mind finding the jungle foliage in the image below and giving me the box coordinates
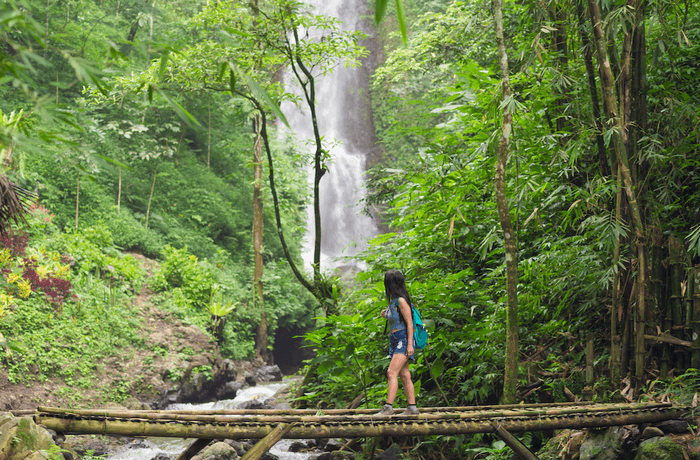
[302,0,700,431]
[0,0,321,398]
[2,0,700,456]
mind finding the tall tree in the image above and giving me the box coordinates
[493,0,518,404]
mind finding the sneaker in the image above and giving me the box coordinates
[374,404,394,416]
[400,406,420,415]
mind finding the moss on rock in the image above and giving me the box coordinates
[635,437,685,460]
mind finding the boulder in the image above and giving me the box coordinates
[579,427,625,460]
[244,372,257,386]
[217,381,245,401]
[150,454,172,460]
[176,359,240,404]
[537,430,585,460]
[324,439,342,452]
[635,437,685,460]
[655,420,690,434]
[192,441,239,460]
[640,426,665,440]
[289,441,308,452]
[233,399,267,410]
[123,397,151,411]
[0,413,61,460]
[254,365,283,382]
[377,443,405,460]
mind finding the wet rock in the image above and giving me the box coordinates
[537,429,585,460]
[306,439,319,448]
[254,365,283,382]
[324,439,342,452]
[223,440,246,456]
[289,441,308,452]
[640,426,665,440]
[655,420,690,434]
[217,381,245,400]
[579,427,625,460]
[150,453,172,460]
[234,399,267,410]
[123,396,152,410]
[0,413,62,460]
[192,441,239,460]
[245,372,257,386]
[635,436,684,460]
[377,443,404,460]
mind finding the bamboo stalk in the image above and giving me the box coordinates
[175,439,211,460]
[491,423,538,460]
[645,334,691,348]
[240,423,293,460]
[35,407,686,439]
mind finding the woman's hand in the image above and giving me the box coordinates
[407,344,415,357]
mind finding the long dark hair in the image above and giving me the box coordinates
[384,269,412,307]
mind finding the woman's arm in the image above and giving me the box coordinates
[398,297,414,355]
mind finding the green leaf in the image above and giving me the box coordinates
[375,0,389,24]
[344,343,356,360]
[395,0,408,45]
[155,87,202,128]
[158,50,170,80]
[431,357,445,380]
[229,62,290,128]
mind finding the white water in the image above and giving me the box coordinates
[282,0,379,270]
[106,382,314,460]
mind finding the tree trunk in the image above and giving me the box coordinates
[146,164,157,229]
[252,112,268,362]
[207,94,211,169]
[493,0,519,405]
[75,175,79,229]
[117,167,122,214]
[45,0,50,58]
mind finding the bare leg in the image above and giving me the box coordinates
[386,353,408,404]
[399,360,416,404]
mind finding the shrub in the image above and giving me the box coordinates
[150,245,215,308]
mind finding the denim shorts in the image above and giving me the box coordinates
[389,329,416,361]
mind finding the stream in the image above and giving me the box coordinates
[106,382,316,460]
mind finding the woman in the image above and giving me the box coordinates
[376,269,419,415]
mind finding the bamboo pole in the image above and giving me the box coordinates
[645,334,691,348]
[175,438,211,460]
[491,423,539,460]
[240,423,293,460]
[34,407,685,440]
[34,401,618,418]
[692,267,700,368]
[36,403,672,424]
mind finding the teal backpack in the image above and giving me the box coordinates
[411,305,429,349]
[387,299,429,350]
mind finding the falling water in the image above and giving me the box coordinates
[283,0,381,271]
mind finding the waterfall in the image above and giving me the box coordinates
[283,0,380,271]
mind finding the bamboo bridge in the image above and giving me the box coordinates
[34,402,691,460]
